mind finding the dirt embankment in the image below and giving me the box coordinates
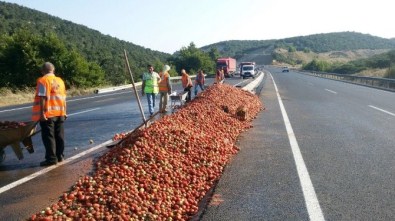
[274,48,391,78]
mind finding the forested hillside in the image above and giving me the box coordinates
[201,32,395,79]
[0,2,170,88]
[2,1,395,90]
[202,32,395,58]
[302,49,395,78]
[201,40,276,60]
[278,32,395,52]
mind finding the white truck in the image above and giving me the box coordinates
[240,62,256,79]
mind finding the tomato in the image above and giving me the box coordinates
[30,84,263,220]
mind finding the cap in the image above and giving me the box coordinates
[163,65,170,72]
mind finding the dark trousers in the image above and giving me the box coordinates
[184,86,192,101]
[40,116,65,162]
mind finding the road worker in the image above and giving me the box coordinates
[32,62,67,166]
[215,68,225,84]
[194,69,205,96]
[181,69,193,102]
[142,64,161,116]
[158,64,172,113]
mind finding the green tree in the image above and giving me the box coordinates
[208,47,220,60]
[171,42,215,75]
[0,30,106,88]
[0,1,170,86]
[0,30,43,88]
[303,59,331,72]
[60,49,106,87]
[331,63,364,74]
[386,50,395,78]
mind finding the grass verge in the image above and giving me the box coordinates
[0,87,97,107]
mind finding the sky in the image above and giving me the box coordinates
[2,0,395,54]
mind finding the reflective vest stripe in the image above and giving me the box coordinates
[50,95,66,100]
[47,106,66,111]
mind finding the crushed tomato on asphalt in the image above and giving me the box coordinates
[30,84,263,221]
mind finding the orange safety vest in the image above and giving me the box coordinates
[158,71,170,92]
[32,74,67,121]
[181,73,192,88]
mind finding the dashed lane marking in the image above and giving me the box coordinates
[325,89,337,94]
[0,91,131,113]
[368,105,395,117]
[67,108,101,116]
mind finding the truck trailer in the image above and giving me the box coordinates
[216,57,237,77]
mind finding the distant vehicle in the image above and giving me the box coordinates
[216,57,237,77]
[240,62,256,79]
[282,66,289,72]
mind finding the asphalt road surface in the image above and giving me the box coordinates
[0,75,254,220]
[2,67,393,220]
[201,67,394,220]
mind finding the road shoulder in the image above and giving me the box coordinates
[200,73,309,220]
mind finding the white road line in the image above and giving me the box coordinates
[325,89,337,94]
[0,106,30,113]
[0,139,113,195]
[0,91,131,113]
[69,91,131,102]
[270,73,325,221]
[234,79,249,87]
[368,105,395,116]
[67,108,101,116]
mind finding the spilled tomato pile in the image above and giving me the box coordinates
[0,121,27,129]
[112,132,128,141]
[30,84,263,221]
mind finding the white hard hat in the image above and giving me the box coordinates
[163,65,170,72]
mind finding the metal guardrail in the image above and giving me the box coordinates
[303,71,395,92]
[94,75,197,94]
[95,73,264,95]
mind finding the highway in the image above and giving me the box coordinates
[201,67,395,220]
[0,68,394,220]
[270,67,395,220]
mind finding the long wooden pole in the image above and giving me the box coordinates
[123,49,147,126]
